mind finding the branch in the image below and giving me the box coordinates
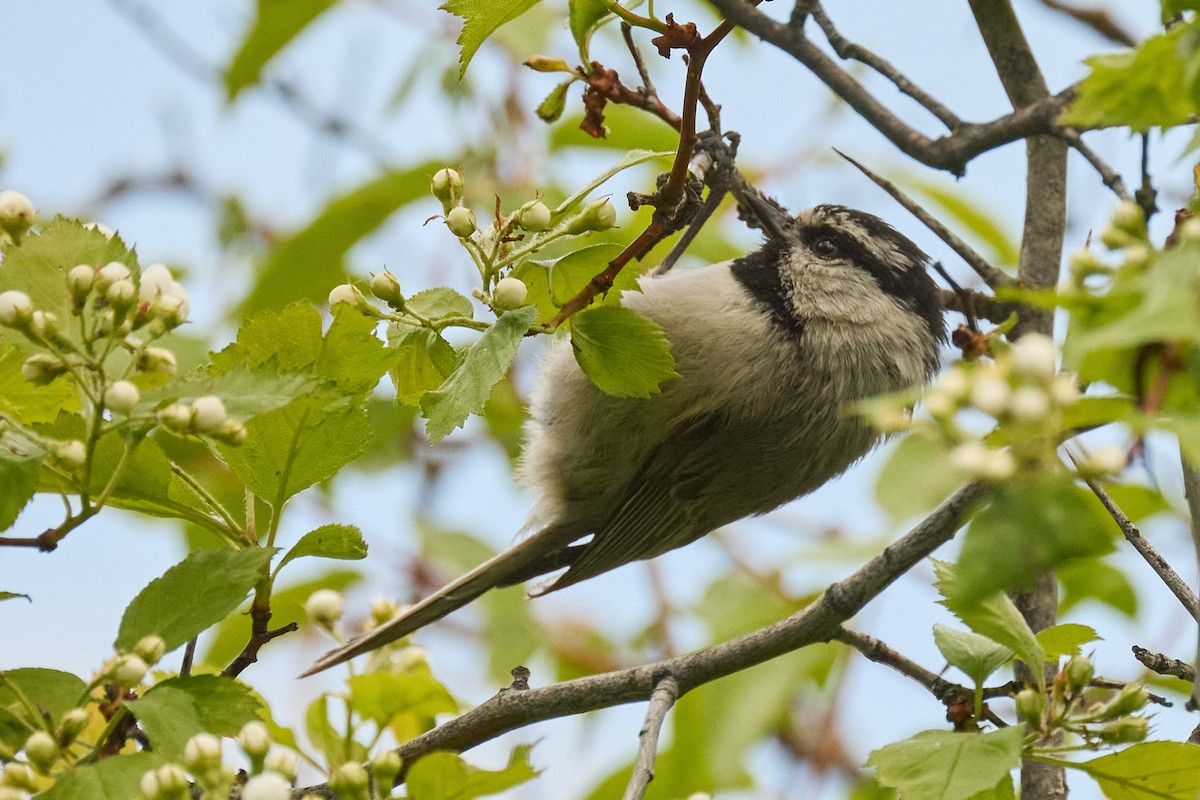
[1080,474,1200,621]
[1132,645,1195,683]
[622,676,680,800]
[296,483,985,794]
[937,288,1022,325]
[222,597,298,678]
[1179,457,1200,709]
[834,627,966,703]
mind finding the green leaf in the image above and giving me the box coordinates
[1079,741,1200,799]
[1062,23,1200,132]
[441,0,544,77]
[306,693,367,766]
[536,79,572,123]
[0,435,40,532]
[406,288,475,321]
[875,434,961,521]
[38,753,160,800]
[955,478,1116,603]
[314,307,403,393]
[1102,483,1171,521]
[0,668,88,750]
[0,342,79,423]
[346,672,457,729]
[389,326,460,406]
[569,0,611,62]
[115,547,276,653]
[867,726,1024,800]
[406,745,540,800]
[420,306,537,441]
[127,676,263,759]
[552,149,673,217]
[1060,558,1138,617]
[933,560,1046,687]
[0,592,30,603]
[570,305,678,398]
[219,396,371,503]
[932,624,1012,686]
[225,0,338,99]
[278,524,367,571]
[512,243,636,324]
[1036,623,1101,660]
[240,165,440,315]
[211,303,324,375]
[550,104,681,152]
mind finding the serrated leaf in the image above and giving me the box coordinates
[278,524,367,571]
[406,288,475,321]
[441,0,544,77]
[38,753,161,800]
[0,436,40,532]
[389,326,460,405]
[115,547,276,652]
[934,560,1045,688]
[933,624,1012,686]
[875,434,961,521]
[315,307,402,392]
[569,0,611,62]
[571,305,677,398]
[211,303,324,375]
[536,79,571,123]
[406,745,540,800]
[240,165,440,315]
[219,396,371,503]
[0,342,79,423]
[127,676,263,759]
[512,243,633,323]
[420,306,537,441]
[867,727,1024,800]
[956,477,1116,603]
[0,668,88,749]
[1036,623,1101,659]
[225,0,337,99]
[1080,741,1200,799]
[346,672,457,729]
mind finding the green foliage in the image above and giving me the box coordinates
[37,753,160,800]
[569,0,612,63]
[875,434,961,520]
[0,342,78,422]
[512,243,636,323]
[115,547,276,652]
[867,726,1024,800]
[127,676,263,759]
[277,523,367,571]
[406,746,540,799]
[1077,741,1200,798]
[0,668,87,751]
[570,305,678,397]
[1035,623,1101,660]
[225,0,338,99]
[389,326,460,405]
[932,625,1011,686]
[346,671,457,739]
[441,0,545,77]
[0,434,40,530]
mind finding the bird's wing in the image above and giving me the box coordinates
[541,413,726,592]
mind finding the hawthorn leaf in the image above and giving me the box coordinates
[128,676,262,759]
[389,326,460,406]
[442,0,544,77]
[867,726,1024,800]
[570,305,677,398]
[226,0,338,99]
[278,524,368,570]
[406,745,540,800]
[38,753,160,800]
[1036,623,1101,660]
[1079,741,1200,799]
[932,624,1012,686]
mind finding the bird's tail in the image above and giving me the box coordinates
[301,530,567,677]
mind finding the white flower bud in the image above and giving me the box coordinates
[936,368,969,399]
[22,354,66,385]
[430,168,464,211]
[104,380,141,414]
[242,772,292,800]
[1008,386,1051,422]
[106,278,137,311]
[139,768,161,800]
[52,440,87,470]
[154,764,189,795]
[1010,334,1056,381]
[95,262,132,292]
[1068,247,1108,280]
[924,390,955,418]
[133,635,167,666]
[24,730,57,770]
[1099,224,1137,250]
[0,290,34,327]
[516,200,552,232]
[264,749,297,781]
[111,654,148,687]
[67,265,96,299]
[58,707,89,742]
[329,762,369,792]
[1179,217,1200,245]
[397,645,429,672]
[85,221,115,239]
[950,441,991,475]
[1085,445,1127,475]
[191,395,227,433]
[0,190,35,237]
[138,264,175,304]
[980,449,1016,481]
[566,198,617,234]
[138,347,177,374]
[492,277,529,310]
[2,763,36,790]
[156,402,193,432]
[213,418,247,446]
[445,206,477,238]
[328,283,376,314]
[151,294,188,328]
[1123,244,1151,270]
[369,596,399,626]
[1112,200,1145,234]
[237,721,271,758]
[305,589,343,628]
[970,375,1010,416]
[369,270,403,306]
[30,310,59,341]
[1050,374,1081,406]
[182,733,222,771]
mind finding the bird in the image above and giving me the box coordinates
[304,195,946,676]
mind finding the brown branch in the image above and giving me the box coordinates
[1080,474,1200,621]
[1179,457,1200,709]
[222,599,299,678]
[834,627,967,704]
[622,676,680,800]
[1059,130,1131,200]
[1036,0,1138,47]
[1132,645,1195,683]
[295,483,984,795]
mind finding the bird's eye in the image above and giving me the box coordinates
[812,236,839,258]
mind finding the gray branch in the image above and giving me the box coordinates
[622,676,680,800]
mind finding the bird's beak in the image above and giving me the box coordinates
[736,189,794,242]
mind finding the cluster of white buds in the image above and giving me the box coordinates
[155,396,246,444]
[0,763,38,799]
[144,727,300,800]
[1068,200,1156,289]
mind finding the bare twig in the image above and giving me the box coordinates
[296,483,985,794]
[1132,645,1196,683]
[622,676,680,800]
[1036,0,1137,47]
[834,627,967,703]
[180,638,197,678]
[833,149,1010,288]
[1059,130,1131,200]
[1179,457,1200,708]
[1079,472,1200,621]
[222,598,299,678]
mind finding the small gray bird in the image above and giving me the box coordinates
[305,197,945,675]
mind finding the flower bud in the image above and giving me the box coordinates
[328,762,369,799]
[979,449,1016,481]
[133,635,167,666]
[138,264,175,305]
[369,270,403,307]
[1008,386,1050,422]
[57,707,89,743]
[156,402,193,432]
[238,721,271,759]
[30,310,59,341]
[372,750,402,790]
[112,654,148,687]
[1103,683,1150,717]
[1112,200,1145,236]
[1068,248,1108,280]
[139,768,161,800]
[52,440,87,471]
[1065,655,1093,692]
[242,771,292,800]
[397,645,429,672]
[137,347,177,375]
[523,55,573,73]
[1122,244,1152,270]
[445,206,477,238]
[515,200,552,232]
[0,190,35,238]
[1050,374,1080,406]
[1095,717,1149,744]
[492,277,529,310]
[264,749,297,782]
[1083,445,1127,476]
[67,264,96,301]
[191,395,227,433]
[369,596,399,626]
[923,390,955,419]
[328,283,377,315]
[430,168,464,212]
[0,290,33,327]
[151,294,188,328]
[1015,687,1046,726]
[565,198,617,234]
[104,380,141,415]
[21,354,66,386]
[1010,334,1056,381]
[107,278,137,312]
[305,589,343,629]
[182,733,222,771]
[937,368,970,399]
[3,763,37,791]
[1099,224,1137,250]
[95,262,132,293]
[154,764,189,797]
[969,375,1009,416]
[950,441,991,475]
[1179,217,1200,245]
[213,418,248,446]
[24,731,57,773]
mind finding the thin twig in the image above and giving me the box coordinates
[621,675,680,800]
[1178,457,1200,708]
[1132,645,1195,683]
[834,627,967,703]
[834,150,1011,288]
[1079,471,1200,621]
[180,638,197,678]
[1058,130,1130,200]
